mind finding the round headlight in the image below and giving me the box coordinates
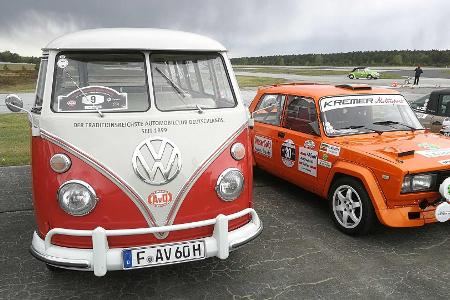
[215,168,244,201]
[50,154,71,173]
[230,143,246,161]
[57,180,98,216]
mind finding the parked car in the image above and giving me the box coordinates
[348,67,380,79]
[410,89,450,133]
[249,83,450,235]
[4,28,262,276]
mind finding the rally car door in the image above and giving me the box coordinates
[252,93,286,175]
[276,95,323,193]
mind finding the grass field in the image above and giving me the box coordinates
[234,66,402,79]
[236,75,287,88]
[0,113,30,166]
[0,70,37,93]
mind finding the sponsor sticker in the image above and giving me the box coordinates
[418,143,440,150]
[322,153,329,161]
[318,159,332,168]
[281,139,296,167]
[254,135,273,158]
[148,190,173,207]
[320,95,408,112]
[57,56,69,69]
[304,140,316,149]
[320,142,341,156]
[298,147,318,177]
[439,159,450,165]
[417,148,450,158]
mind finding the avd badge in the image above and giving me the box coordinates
[281,139,296,167]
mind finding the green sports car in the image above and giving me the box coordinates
[348,67,380,79]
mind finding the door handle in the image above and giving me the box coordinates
[278,131,285,138]
[432,121,442,125]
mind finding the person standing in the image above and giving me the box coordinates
[414,65,423,85]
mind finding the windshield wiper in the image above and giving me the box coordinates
[373,120,417,131]
[338,125,384,135]
[339,125,365,130]
[155,67,191,98]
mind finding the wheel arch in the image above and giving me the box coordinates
[323,161,388,212]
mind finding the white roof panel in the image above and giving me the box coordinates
[44,28,227,52]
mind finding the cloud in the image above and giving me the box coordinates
[0,1,449,58]
[0,10,87,56]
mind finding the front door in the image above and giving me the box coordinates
[275,95,323,193]
[252,94,286,175]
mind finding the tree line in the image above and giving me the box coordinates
[0,51,40,68]
[231,50,450,67]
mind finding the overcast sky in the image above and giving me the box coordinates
[1,0,449,58]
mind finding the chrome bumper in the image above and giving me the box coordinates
[30,208,262,276]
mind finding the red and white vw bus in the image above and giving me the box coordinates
[4,28,261,276]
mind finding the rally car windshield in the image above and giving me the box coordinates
[150,53,236,111]
[320,95,424,137]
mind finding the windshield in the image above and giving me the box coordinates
[52,52,149,113]
[150,53,236,111]
[320,94,424,137]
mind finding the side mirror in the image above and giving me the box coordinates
[5,94,24,113]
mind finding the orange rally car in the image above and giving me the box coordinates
[249,83,450,235]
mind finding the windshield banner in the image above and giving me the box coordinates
[320,95,407,112]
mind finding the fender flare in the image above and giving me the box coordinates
[323,160,388,211]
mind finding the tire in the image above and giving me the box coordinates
[367,74,373,80]
[328,177,376,235]
[349,74,354,79]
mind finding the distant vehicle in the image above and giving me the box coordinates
[410,89,450,133]
[348,67,380,80]
[249,83,450,235]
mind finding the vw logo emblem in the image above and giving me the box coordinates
[132,137,182,185]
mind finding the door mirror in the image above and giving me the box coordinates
[5,94,24,113]
[309,121,321,136]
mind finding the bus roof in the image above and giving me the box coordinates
[44,28,227,52]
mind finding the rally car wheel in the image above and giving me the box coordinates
[348,74,354,79]
[328,177,375,235]
[367,74,373,80]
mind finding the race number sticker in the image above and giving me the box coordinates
[57,86,128,112]
[320,95,408,112]
[254,135,273,158]
[318,159,332,168]
[320,142,341,156]
[298,147,318,177]
[417,148,450,158]
[281,139,296,167]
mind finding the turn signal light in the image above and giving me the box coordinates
[230,143,245,161]
[50,154,72,173]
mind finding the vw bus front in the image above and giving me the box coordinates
[3,29,262,276]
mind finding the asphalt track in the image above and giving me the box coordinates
[0,166,449,299]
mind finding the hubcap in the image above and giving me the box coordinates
[332,185,362,229]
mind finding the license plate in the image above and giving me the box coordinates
[122,240,206,269]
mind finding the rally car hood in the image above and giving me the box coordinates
[333,131,450,172]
